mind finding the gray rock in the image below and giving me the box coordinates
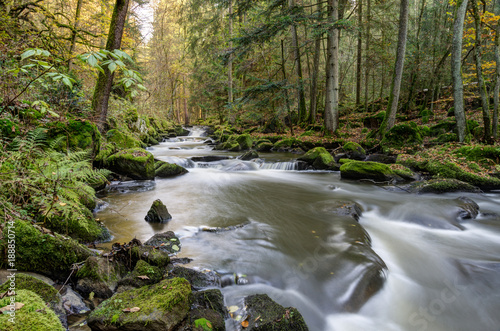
[61,286,90,316]
[455,196,480,220]
[166,266,221,290]
[145,199,172,223]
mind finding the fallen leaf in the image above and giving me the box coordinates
[171,245,179,251]
[241,320,249,328]
[59,202,67,206]
[122,307,140,313]
[137,275,150,280]
[254,315,261,322]
[228,305,239,313]
[0,302,24,313]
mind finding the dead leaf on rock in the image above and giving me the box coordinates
[0,302,24,313]
[137,275,150,280]
[122,307,140,313]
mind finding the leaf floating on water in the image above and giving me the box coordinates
[241,320,249,328]
[123,307,140,313]
[171,245,180,252]
[137,275,150,280]
[228,305,239,313]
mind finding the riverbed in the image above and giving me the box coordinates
[97,127,500,331]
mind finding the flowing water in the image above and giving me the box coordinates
[97,127,500,331]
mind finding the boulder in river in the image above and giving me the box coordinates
[342,142,366,160]
[455,196,480,220]
[298,147,337,170]
[145,199,172,223]
[340,161,395,182]
[154,160,188,178]
[188,289,227,331]
[117,260,163,289]
[238,149,259,160]
[76,256,122,299]
[87,278,191,331]
[255,140,273,152]
[243,294,309,330]
[406,178,482,194]
[105,148,155,180]
[166,266,221,290]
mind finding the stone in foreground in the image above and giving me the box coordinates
[145,199,172,223]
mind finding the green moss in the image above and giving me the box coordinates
[381,123,423,150]
[0,274,58,304]
[0,290,64,331]
[155,161,188,178]
[106,148,155,180]
[0,119,20,139]
[194,318,213,331]
[455,146,500,162]
[215,140,240,151]
[255,141,273,152]
[432,133,457,143]
[429,120,456,137]
[408,178,481,194]
[88,278,191,329]
[48,119,101,155]
[339,158,354,165]
[273,138,297,149]
[340,161,394,181]
[0,220,93,279]
[343,142,365,154]
[106,129,142,149]
[389,164,415,180]
[131,246,170,267]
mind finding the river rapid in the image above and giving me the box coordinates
[96,127,500,331]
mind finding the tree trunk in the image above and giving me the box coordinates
[325,0,339,133]
[228,0,234,124]
[289,0,307,123]
[494,0,500,139]
[378,0,409,137]
[356,0,362,106]
[281,39,294,136]
[472,0,492,141]
[451,0,468,142]
[68,0,83,70]
[364,0,371,112]
[183,75,189,126]
[309,0,322,124]
[92,0,130,132]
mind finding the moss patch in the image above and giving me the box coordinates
[88,278,191,331]
[106,148,155,180]
[340,161,394,182]
[106,129,142,149]
[0,290,64,331]
[298,147,336,170]
[407,178,481,194]
[155,161,188,178]
[0,219,93,280]
[0,274,58,304]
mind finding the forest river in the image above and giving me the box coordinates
[96,127,500,331]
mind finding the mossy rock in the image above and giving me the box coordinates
[298,147,336,170]
[144,231,181,255]
[389,164,417,181]
[255,141,273,152]
[190,289,227,331]
[429,120,456,137]
[215,140,240,151]
[0,290,64,331]
[106,148,155,180]
[381,123,423,151]
[340,161,395,182]
[76,256,123,299]
[339,158,355,165]
[166,266,221,290]
[131,246,170,267]
[43,204,109,242]
[145,199,172,223]
[239,150,259,160]
[455,146,500,163]
[0,273,59,303]
[106,129,142,149]
[233,133,253,150]
[432,133,457,143]
[244,294,308,330]
[154,161,188,178]
[363,111,385,129]
[0,119,20,139]
[272,137,298,151]
[48,119,101,155]
[118,260,163,288]
[88,278,192,331]
[406,179,481,194]
[0,220,93,280]
[342,142,366,160]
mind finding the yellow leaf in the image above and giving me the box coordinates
[241,320,249,328]
[59,202,67,206]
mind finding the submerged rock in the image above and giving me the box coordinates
[321,200,363,221]
[88,278,191,331]
[243,294,309,330]
[455,196,480,220]
[145,199,172,223]
[239,150,259,161]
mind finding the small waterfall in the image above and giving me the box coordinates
[259,161,299,171]
[187,126,208,137]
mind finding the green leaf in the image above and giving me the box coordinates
[137,84,147,91]
[171,245,179,252]
[21,49,36,60]
[108,62,117,73]
[62,77,73,89]
[87,55,98,68]
[115,60,125,67]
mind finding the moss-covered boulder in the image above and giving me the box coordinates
[154,160,188,178]
[130,246,170,267]
[342,142,366,160]
[0,220,93,280]
[243,294,308,330]
[145,199,172,223]
[215,140,240,151]
[389,164,418,181]
[406,179,482,194]
[340,161,395,182]
[0,290,65,331]
[76,256,123,299]
[105,148,155,180]
[381,123,423,151]
[189,289,227,331]
[106,129,143,149]
[272,137,300,151]
[117,260,163,288]
[234,133,253,150]
[255,141,273,152]
[455,145,500,163]
[0,118,20,139]
[298,147,337,170]
[239,150,259,160]
[87,278,192,331]
[47,119,101,155]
